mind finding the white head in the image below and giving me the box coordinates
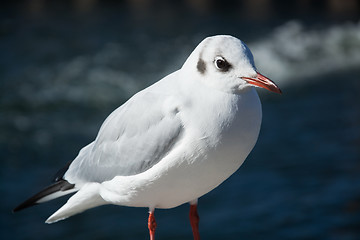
[182,35,281,94]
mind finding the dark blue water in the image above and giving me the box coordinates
[1,1,360,239]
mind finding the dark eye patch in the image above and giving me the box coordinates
[197,58,206,74]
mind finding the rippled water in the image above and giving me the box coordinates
[1,1,360,240]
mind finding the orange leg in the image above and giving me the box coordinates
[148,211,157,240]
[189,204,200,240]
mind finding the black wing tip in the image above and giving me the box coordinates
[13,188,45,213]
[13,180,75,213]
[13,201,38,213]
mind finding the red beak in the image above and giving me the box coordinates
[242,72,282,94]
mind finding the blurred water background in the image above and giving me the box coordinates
[1,0,360,239]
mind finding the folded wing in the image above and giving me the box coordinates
[65,90,184,183]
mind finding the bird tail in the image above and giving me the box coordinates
[45,182,106,223]
[13,179,77,212]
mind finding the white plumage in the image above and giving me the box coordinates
[15,35,281,239]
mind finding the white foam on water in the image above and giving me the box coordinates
[249,21,360,87]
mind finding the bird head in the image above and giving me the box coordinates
[183,35,281,94]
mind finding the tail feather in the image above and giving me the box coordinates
[13,180,76,212]
[45,183,105,223]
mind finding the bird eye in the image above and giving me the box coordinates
[214,56,231,72]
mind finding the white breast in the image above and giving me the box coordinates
[100,87,262,209]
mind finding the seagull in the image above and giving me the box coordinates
[14,35,281,240]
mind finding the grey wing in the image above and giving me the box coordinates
[64,91,183,183]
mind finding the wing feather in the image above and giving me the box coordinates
[65,90,183,183]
